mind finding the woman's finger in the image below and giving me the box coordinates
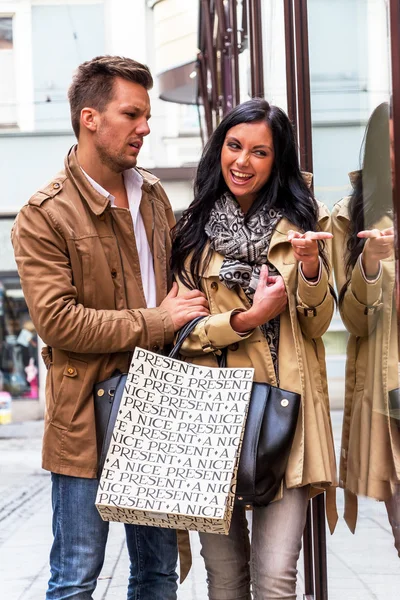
[266,275,279,284]
[291,239,318,249]
[381,227,394,236]
[304,231,333,240]
[258,264,269,287]
[357,229,382,239]
[287,230,303,241]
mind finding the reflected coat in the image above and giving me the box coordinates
[332,192,400,532]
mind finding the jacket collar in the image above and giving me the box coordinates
[136,166,160,192]
[65,145,160,215]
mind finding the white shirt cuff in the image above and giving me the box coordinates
[358,254,382,284]
[299,257,322,286]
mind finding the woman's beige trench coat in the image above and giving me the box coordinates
[332,192,400,533]
[176,203,338,534]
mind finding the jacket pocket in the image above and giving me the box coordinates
[50,357,88,431]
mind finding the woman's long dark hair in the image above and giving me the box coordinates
[345,102,392,274]
[171,98,325,288]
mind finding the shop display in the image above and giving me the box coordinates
[0,280,39,400]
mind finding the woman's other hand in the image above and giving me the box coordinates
[288,230,333,280]
[357,227,394,279]
[231,265,287,332]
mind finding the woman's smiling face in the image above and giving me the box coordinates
[220,121,275,212]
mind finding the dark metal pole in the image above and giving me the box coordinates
[283,3,314,590]
[230,0,240,106]
[312,491,328,600]
[248,0,264,97]
[289,0,329,598]
[197,52,213,139]
[294,2,328,597]
[202,0,219,109]
[294,0,313,172]
[241,0,249,49]
[217,0,233,114]
[303,504,315,598]
[283,0,298,130]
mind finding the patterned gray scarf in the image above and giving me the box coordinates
[205,193,283,375]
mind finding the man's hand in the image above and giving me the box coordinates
[231,265,287,332]
[160,283,209,331]
[358,227,394,279]
[287,230,333,280]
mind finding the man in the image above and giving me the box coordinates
[12,55,208,600]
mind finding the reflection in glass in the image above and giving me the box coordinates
[332,101,400,557]
[0,280,39,404]
[0,18,13,50]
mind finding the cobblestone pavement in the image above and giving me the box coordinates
[1,414,399,600]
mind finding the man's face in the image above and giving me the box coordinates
[92,77,151,172]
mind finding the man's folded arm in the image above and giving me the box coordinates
[12,205,174,354]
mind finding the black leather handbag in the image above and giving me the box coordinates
[94,318,301,507]
[217,350,301,507]
[234,382,300,506]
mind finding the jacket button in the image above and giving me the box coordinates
[111,269,117,278]
[67,367,76,376]
[229,343,239,351]
[53,182,60,189]
[152,344,160,352]
[210,282,218,291]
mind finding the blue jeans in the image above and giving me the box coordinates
[47,474,178,600]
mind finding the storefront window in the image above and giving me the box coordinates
[307,0,400,594]
[260,0,287,110]
[0,218,39,402]
[0,17,13,49]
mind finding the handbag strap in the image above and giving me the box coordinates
[168,316,207,359]
[217,348,227,368]
[168,316,229,367]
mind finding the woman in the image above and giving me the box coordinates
[332,101,400,554]
[171,99,337,599]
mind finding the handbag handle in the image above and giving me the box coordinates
[168,316,229,368]
[168,316,207,359]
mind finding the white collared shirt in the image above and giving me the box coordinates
[82,168,157,308]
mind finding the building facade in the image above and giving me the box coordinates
[0,0,203,419]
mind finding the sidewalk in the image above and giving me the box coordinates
[0,413,399,600]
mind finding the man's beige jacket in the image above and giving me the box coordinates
[12,146,175,478]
